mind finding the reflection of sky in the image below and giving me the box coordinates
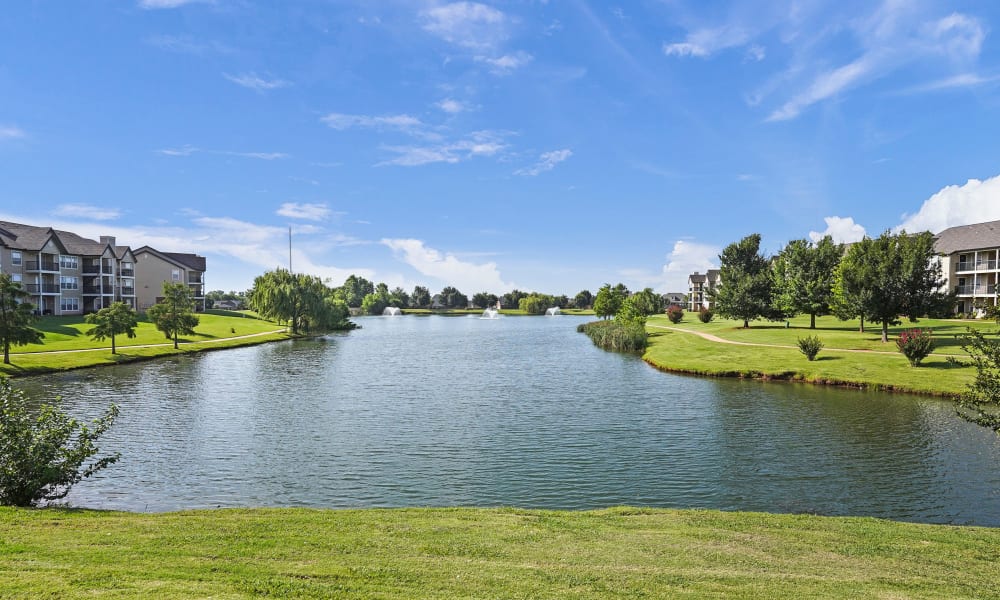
[16,316,1000,525]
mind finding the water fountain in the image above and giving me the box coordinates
[382,307,402,316]
[545,307,561,316]
[481,307,500,319]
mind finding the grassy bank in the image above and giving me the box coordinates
[2,506,998,599]
[0,311,291,377]
[642,314,990,396]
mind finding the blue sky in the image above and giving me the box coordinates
[3,1,1000,295]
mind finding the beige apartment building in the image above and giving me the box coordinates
[0,221,137,315]
[687,269,720,312]
[935,219,1000,315]
[133,246,207,312]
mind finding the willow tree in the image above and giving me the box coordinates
[146,282,200,349]
[248,269,344,333]
[0,274,44,364]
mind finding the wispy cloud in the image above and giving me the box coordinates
[224,72,290,92]
[138,0,208,9]
[52,204,122,221]
[474,51,533,75]
[382,238,512,292]
[767,56,874,122]
[146,34,232,54]
[378,131,509,167]
[156,146,289,160]
[276,202,332,221]
[420,2,508,51]
[894,72,1000,94]
[321,112,423,132]
[436,98,471,114]
[515,149,572,176]
[663,26,751,58]
[0,125,25,140]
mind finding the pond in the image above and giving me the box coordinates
[16,314,1000,525]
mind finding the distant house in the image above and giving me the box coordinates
[662,292,687,307]
[934,219,1000,315]
[213,299,241,310]
[430,294,446,309]
[133,246,207,312]
[687,270,720,312]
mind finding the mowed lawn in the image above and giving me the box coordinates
[643,314,995,396]
[12,310,282,354]
[2,507,999,599]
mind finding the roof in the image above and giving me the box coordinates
[934,219,1000,255]
[688,273,706,283]
[52,229,109,255]
[0,221,60,252]
[134,245,206,272]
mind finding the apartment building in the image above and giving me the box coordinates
[687,269,720,312]
[934,219,1000,315]
[133,246,207,312]
[0,221,137,315]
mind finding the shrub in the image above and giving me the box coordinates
[577,320,647,353]
[0,377,120,506]
[666,304,684,324]
[698,307,714,323]
[896,328,934,367]
[797,335,824,361]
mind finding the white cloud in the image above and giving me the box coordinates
[227,151,288,160]
[436,98,470,113]
[515,149,572,176]
[276,202,332,221]
[926,13,985,60]
[52,204,122,221]
[382,238,511,292]
[663,26,750,58]
[809,216,867,243]
[146,34,232,54]
[767,56,874,121]
[474,51,533,74]
[660,240,720,291]
[378,130,508,167]
[898,175,1000,234]
[138,0,207,9]
[321,112,423,132]
[895,72,1000,94]
[0,125,25,139]
[224,73,290,92]
[420,2,507,50]
[745,44,766,62]
[155,146,288,160]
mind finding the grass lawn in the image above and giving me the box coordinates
[1,311,291,377]
[1,506,997,599]
[642,314,992,396]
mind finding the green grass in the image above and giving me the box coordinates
[1,506,997,599]
[643,313,990,396]
[1,312,291,377]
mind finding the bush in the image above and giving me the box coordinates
[666,304,684,324]
[577,320,647,353]
[0,377,120,507]
[896,328,935,367]
[797,335,824,361]
[698,307,714,323]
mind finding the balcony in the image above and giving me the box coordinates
[977,260,998,271]
[24,283,60,294]
[82,286,113,296]
[25,260,59,273]
[188,273,204,284]
[119,287,135,297]
[119,268,134,277]
[956,284,997,295]
[82,264,102,274]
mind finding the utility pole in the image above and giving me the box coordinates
[288,226,293,274]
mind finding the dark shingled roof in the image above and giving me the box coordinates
[52,229,110,256]
[0,221,61,252]
[134,246,206,272]
[934,219,1000,255]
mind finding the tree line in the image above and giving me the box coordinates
[713,230,950,342]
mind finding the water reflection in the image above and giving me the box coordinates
[14,315,1000,525]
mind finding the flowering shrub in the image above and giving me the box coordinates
[797,335,824,361]
[896,328,934,367]
[666,304,684,324]
[698,307,714,323]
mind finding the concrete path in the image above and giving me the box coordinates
[13,329,289,356]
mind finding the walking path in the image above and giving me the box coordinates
[13,329,289,356]
[647,324,960,357]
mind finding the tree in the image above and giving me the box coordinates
[340,275,374,308]
[519,293,555,315]
[472,292,499,309]
[626,287,663,317]
[773,236,842,329]
[957,328,1000,434]
[713,234,774,328]
[0,377,119,507]
[0,274,44,364]
[593,283,626,320]
[832,230,944,342]
[502,289,529,310]
[573,290,593,309]
[388,287,410,309]
[410,286,431,309]
[248,270,337,332]
[361,292,389,315]
[438,286,468,309]
[85,302,138,354]
[146,282,200,349]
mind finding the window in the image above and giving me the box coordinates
[60,276,79,290]
[11,274,21,283]
[59,255,78,269]
[121,261,133,274]
[171,269,181,281]
[11,251,21,266]
[60,297,79,312]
